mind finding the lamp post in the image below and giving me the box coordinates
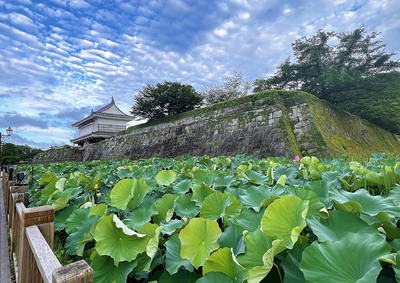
[0,126,13,166]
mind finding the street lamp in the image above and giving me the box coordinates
[0,126,13,166]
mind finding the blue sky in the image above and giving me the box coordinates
[0,0,399,149]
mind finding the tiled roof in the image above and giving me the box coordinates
[72,97,133,127]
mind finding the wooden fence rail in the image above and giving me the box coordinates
[1,169,93,283]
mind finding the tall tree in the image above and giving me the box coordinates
[254,26,400,104]
[0,143,43,165]
[0,143,20,164]
[131,81,202,121]
[202,72,253,105]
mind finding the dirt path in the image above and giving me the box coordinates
[0,176,12,283]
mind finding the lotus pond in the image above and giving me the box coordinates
[20,153,400,282]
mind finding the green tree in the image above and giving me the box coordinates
[337,71,400,134]
[0,143,20,164]
[202,72,253,105]
[0,143,43,165]
[254,26,400,104]
[17,145,43,161]
[131,81,202,120]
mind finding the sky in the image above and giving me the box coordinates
[0,0,399,149]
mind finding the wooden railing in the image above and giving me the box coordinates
[1,169,93,283]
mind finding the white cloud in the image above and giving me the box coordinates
[68,0,91,10]
[8,12,37,31]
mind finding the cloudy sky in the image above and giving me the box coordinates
[0,0,399,149]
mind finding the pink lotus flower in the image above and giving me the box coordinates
[293,155,301,162]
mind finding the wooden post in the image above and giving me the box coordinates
[7,186,18,217]
[10,193,24,260]
[3,177,10,215]
[25,225,62,283]
[17,185,29,205]
[52,260,93,283]
[17,205,55,283]
[1,172,7,195]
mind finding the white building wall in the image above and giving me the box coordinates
[93,118,127,133]
[79,123,94,137]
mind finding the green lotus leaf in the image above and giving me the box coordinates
[123,206,153,230]
[173,179,192,194]
[195,272,236,283]
[261,195,308,249]
[246,239,283,283]
[160,219,184,235]
[237,228,271,268]
[331,188,400,222]
[94,214,149,266]
[300,156,319,166]
[52,189,72,211]
[299,232,391,283]
[55,177,67,190]
[156,169,177,186]
[65,207,91,234]
[192,169,214,186]
[191,182,214,206]
[281,244,308,283]
[203,247,246,282]
[218,224,245,255]
[153,193,179,223]
[241,170,269,185]
[40,177,59,204]
[113,214,146,237]
[158,269,199,283]
[64,173,81,189]
[304,180,332,207]
[175,193,200,218]
[359,213,400,241]
[89,203,108,217]
[110,178,149,211]
[238,185,272,212]
[293,188,325,218]
[200,191,241,222]
[236,228,283,283]
[91,253,136,283]
[276,174,286,187]
[338,176,365,192]
[389,239,400,282]
[165,234,194,275]
[84,173,105,191]
[116,167,134,179]
[214,174,236,188]
[135,223,163,272]
[38,171,56,186]
[259,195,281,209]
[307,210,377,242]
[233,207,264,232]
[179,217,222,269]
[388,187,400,206]
[55,205,76,231]
[366,171,386,186]
[138,223,163,259]
[274,165,299,183]
[321,171,342,187]
[65,215,99,255]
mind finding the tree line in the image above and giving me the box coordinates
[131,26,400,134]
[0,143,43,165]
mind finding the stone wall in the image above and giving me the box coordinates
[32,146,82,163]
[33,90,400,163]
[81,90,400,161]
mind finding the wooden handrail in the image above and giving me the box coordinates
[25,225,62,283]
[1,172,93,283]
